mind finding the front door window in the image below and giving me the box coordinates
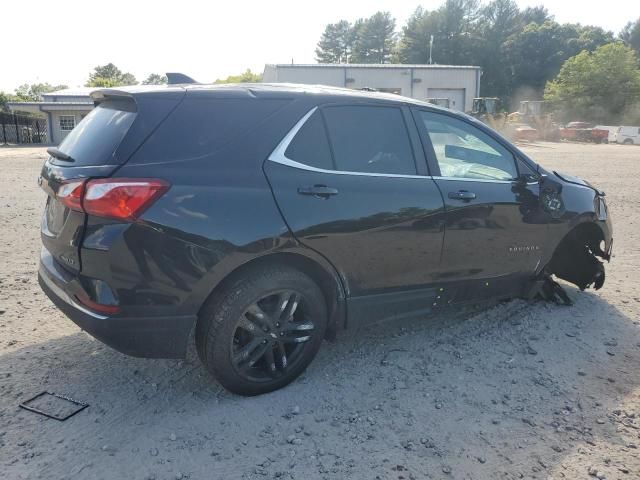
[419,111,517,181]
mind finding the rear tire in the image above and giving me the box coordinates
[196,266,327,396]
[623,138,633,145]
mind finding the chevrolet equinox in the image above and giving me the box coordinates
[38,80,612,395]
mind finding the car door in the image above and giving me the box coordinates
[264,103,446,323]
[412,108,547,297]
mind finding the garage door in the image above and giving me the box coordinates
[427,88,465,111]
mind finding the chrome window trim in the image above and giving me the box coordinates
[432,176,539,185]
[431,176,514,184]
[270,156,429,179]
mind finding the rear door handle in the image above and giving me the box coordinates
[297,185,339,198]
[448,190,476,201]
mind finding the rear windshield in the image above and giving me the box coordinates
[55,100,137,166]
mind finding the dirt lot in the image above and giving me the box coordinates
[1,142,639,480]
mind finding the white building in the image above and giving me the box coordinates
[262,64,482,112]
[7,87,95,145]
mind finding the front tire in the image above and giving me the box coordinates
[196,266,327,396]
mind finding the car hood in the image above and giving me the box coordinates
[554,171,604,196]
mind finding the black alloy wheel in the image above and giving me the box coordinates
[196,266,327,396]
[231,290,315,381]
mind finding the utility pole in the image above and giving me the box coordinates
[429,35,434,65]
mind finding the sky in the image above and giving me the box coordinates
[1,0,638,92]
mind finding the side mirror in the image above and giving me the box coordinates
[515,173,538,185]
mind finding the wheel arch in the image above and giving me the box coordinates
[195,250,347,340]
[564,221,605,245]
[547,221,608,290]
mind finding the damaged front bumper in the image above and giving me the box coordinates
[529,231,611,305]
[546,210,612,294]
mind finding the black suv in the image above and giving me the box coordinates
[38,82,612,395]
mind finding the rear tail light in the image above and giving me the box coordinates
[57,178,169,221]
[57,180,86,211]
[83,178,169,220]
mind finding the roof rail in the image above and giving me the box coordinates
[166,73,199,85]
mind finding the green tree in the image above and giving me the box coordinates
[0,91,16,111]
[395,7,440,63]
[477,0,522,97]
[434,0,481,65]
[620,18,640,53]
[520,5,552,25]
[315,20,354,63]
[14,82,67,101]
[544,42,640,123]
[316,3,619,110]
[573,25,615,52]
[502,21,610,103]
[142,73,168,85]
[215,69,262,83]
[351,12,396,63]
[120,72,138,85]
[481,0,521,40]
[86,63,138,87]
[396,0,481,66]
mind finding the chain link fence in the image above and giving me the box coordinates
[1,112,48,145]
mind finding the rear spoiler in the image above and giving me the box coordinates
[90,89,137,110]
[91,89,133,102]
[90,73,196,107]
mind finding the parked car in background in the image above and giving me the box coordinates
[593,126,618,144]
[560,122,609,143]
[614,126,640,145]
[511,123,538,142]
[37,81,613,395]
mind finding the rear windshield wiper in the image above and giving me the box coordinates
[47,147,75,163]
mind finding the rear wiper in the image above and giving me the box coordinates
[47,147,75,163]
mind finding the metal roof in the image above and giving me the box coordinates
[267,63,481,70]
[42,87,98,97]
[7,101,94,107]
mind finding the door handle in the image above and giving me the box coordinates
[448,190,476,201]
[297,185,339,198]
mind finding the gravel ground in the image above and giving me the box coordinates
[1,142,639,480]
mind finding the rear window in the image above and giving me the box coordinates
[132,96,290,163]
[56,100,137,166]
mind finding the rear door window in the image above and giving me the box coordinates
[55,100,136,166]
[322,105,417,175]
[284,111,334,170]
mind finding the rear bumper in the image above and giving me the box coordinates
[38,250,196,359]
